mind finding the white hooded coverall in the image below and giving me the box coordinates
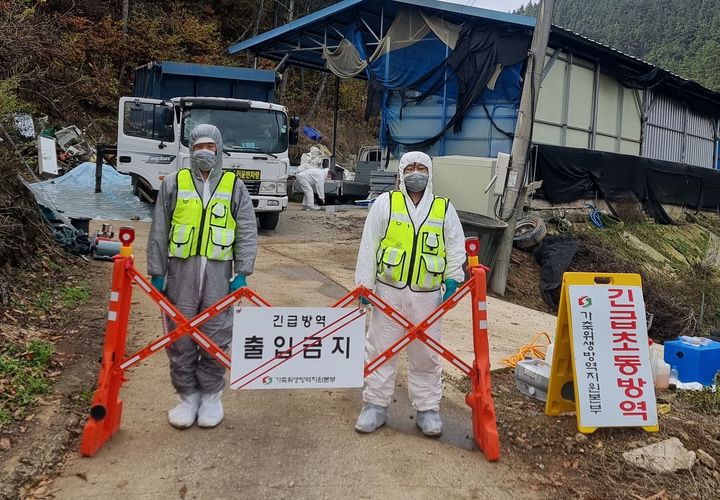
[147,124,258,395]
[355,151,466,411]
[295,146,327,208]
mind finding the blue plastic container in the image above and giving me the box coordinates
[663,338,720,386]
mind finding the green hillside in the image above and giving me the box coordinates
[516,0,720,91]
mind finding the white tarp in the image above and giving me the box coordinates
[29,162,153,221]
[322,7,461,79]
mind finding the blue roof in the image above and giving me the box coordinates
[227,0,535,69]
[393,0,534,27]
[137,61,276,82]
[228,0,368,55]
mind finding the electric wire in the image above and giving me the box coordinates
[501,331,552,368]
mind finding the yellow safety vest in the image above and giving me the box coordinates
[168,169,237,261]
[376,191,448,292]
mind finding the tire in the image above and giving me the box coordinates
[513,214,547,250]
[258,212,280,230]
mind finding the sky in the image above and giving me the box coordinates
[438,0,530,14]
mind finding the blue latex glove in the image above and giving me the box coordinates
[150,276,165,293]
[442,279,459,302]
[360,296,370,306]
[230,275,247,292]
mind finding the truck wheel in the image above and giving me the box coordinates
[135,177,157,203]
[513,214,547,250]
[258,212,280,230]
[137,184,157,203]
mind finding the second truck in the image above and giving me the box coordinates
[116,61,298,230]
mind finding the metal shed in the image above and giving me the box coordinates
[534,27,720,169]
[229,0,720,170]
[230,0,535,159]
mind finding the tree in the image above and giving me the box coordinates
[513,0,720,91]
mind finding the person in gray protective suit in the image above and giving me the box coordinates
[147,124,258,429]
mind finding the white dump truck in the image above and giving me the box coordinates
[115,61,299,230]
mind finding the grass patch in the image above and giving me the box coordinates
[34,290,52,313]
[79,388,94,405]
[28,283,91,317]
[677,373,720,414]
[0,340,55,429]
[565,221,720,340]
[60,285,90,308]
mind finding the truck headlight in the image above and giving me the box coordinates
[259,182,276,194]
[260,182,286,195]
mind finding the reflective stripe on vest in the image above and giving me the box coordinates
[169,169,237,261]
[376,191,448,292]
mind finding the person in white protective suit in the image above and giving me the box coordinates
[147,124,258,429]
[295,146,327,210]
[354,151,466,437]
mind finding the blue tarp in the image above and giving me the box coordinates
[29,162,153,221]
[303,125,323,142]
[383,61,523,157]
[344,18,529,156]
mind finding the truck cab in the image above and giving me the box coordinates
[115,61,297,230]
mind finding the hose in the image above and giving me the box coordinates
[586,204,604,229]
[501,332,552,368]
[585,204,625,231]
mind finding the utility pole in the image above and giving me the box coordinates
[489,0,554,295]
[278,0,294,99]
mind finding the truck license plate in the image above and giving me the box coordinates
[235,169,261,181]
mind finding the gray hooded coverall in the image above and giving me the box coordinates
[147,124,258,394]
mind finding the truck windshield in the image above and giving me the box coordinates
[181,108,288,154]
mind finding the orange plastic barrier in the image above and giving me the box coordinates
[80,229,500,461]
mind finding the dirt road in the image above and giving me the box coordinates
[48,205,556,499]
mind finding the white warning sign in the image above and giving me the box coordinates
[230,307,365,390]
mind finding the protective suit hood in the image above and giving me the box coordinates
[398,151,433,199]
[189,124,224,180]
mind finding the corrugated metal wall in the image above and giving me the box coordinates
[643,91,717,168]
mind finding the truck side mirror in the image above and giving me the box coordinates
[289,128,299,145]
[164,107,174,126]
[290,115,300,129]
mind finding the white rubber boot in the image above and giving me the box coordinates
[416,409,443,437]
[197,391,224,428]
[168,392,200,429]
[354,403,388,433]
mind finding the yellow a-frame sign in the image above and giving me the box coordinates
[545,272,659,434]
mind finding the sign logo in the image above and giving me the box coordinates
[578,296,592,308]
[262,376,273,385]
